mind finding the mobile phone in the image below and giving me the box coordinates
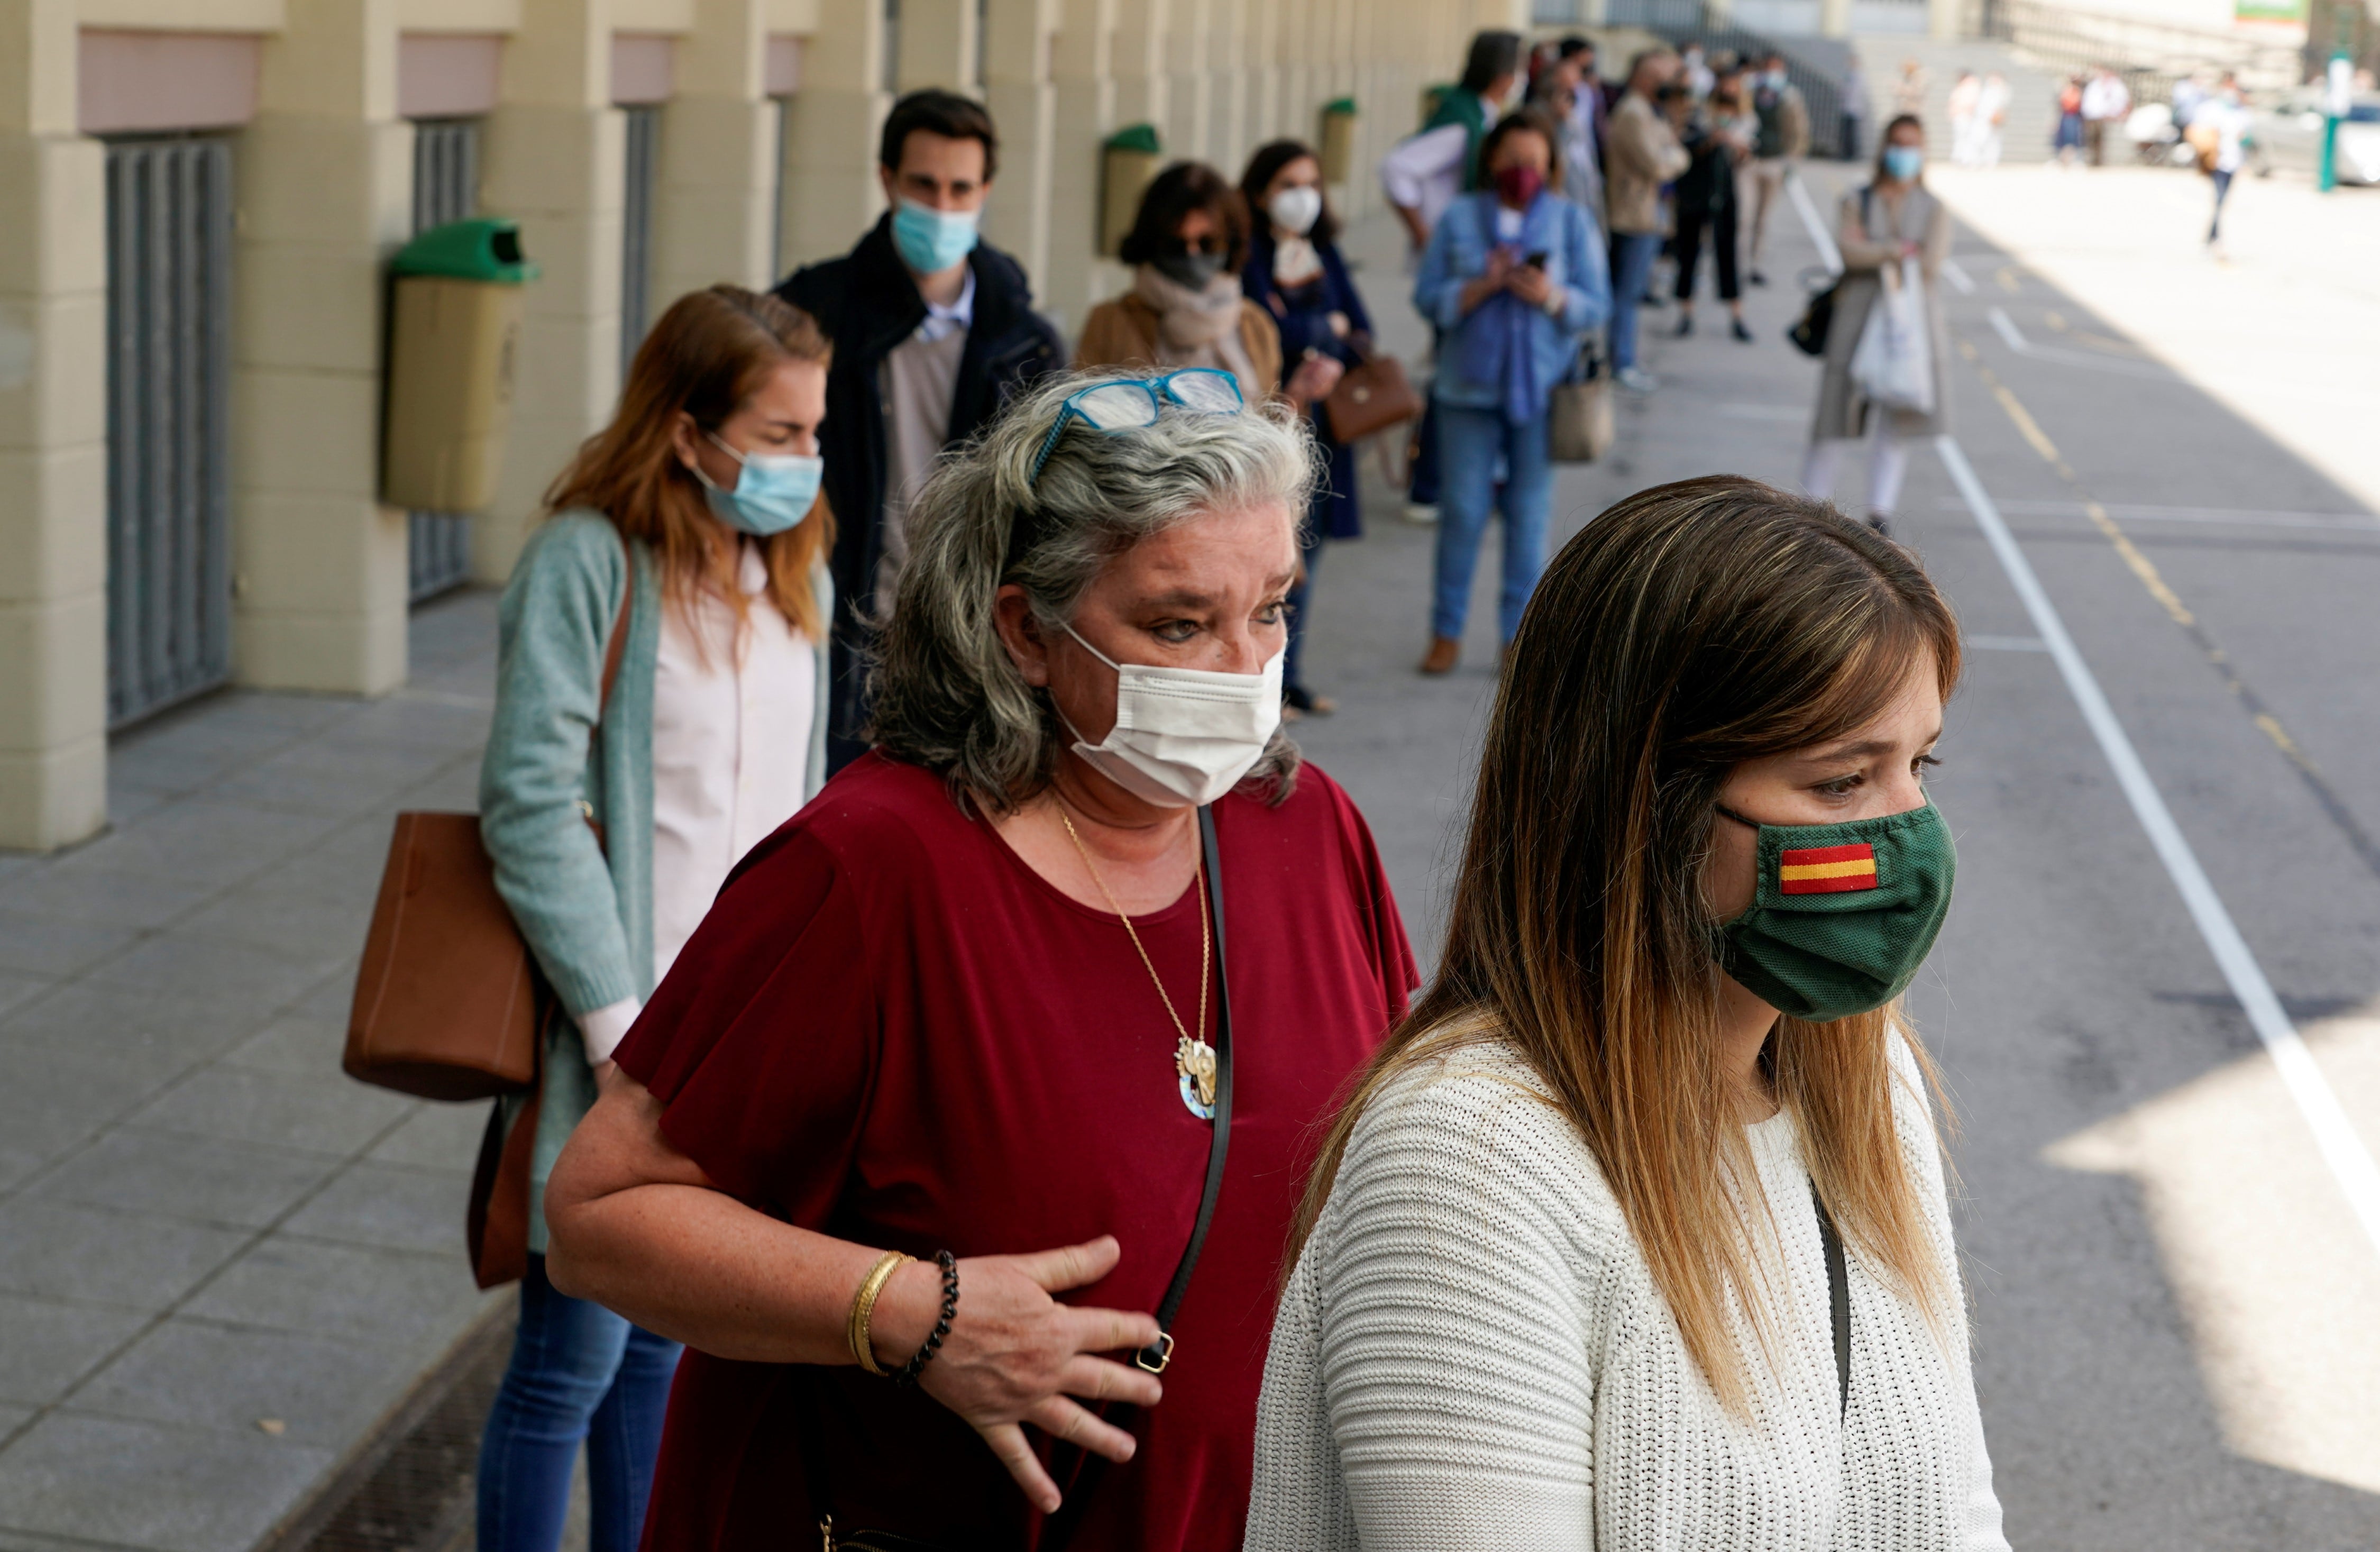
[1524,250,1549,269]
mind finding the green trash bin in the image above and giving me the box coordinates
[1320,97,1359,185]
[384,217,541,513]
[1101,124,1165,259]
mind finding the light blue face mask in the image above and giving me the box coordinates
[891,197,981,275]
[1883,146,1925,181]
[692,432,821,537]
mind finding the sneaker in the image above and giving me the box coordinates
[1865,510,1892,537]
[1403,502,1440,526]
[1750,268,1770,286]
[1731,317,1755,343]
[1673,313,1695,337]
[1616,366,1659,394]
[1284,684,1338,717]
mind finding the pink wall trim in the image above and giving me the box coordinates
[79,30,261,135]
[399,33,505,119]
[764,33,801,96]
[610,33,675,105]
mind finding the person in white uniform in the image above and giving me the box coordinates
[474,284,835,1552]
[1245,475,2008,1552]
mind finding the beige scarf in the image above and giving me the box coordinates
[1131,264,1261,401]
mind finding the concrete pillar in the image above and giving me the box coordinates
[0,0,107,848]
[896,0,974,90]
[1109,0,1167,147]
[1206,0,1247,181]
[232,0,414,696]
[1820,0,1853,39]
[979,0,1056,293]
[1042,0,1114,334]
[656,0,776,308]
[779,0,889,267]
[1927,0,1960,41]
[477,0,621,583]
[1165,0,1209,167]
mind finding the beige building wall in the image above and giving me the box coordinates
[472,0,620,583]
[1,0,1532,850]
[0,0,106,850]
[232,0,416,699]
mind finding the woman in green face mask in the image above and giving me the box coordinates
[1246,476,2009,1552]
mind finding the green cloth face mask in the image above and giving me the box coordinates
[1715,801,1956,1021]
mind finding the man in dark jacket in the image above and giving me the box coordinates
[775,89,1064,772]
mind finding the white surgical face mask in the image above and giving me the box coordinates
[1058,622,1284,808]
[1268,185,1324,236]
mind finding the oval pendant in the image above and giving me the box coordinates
[1176,1035,1219,1120]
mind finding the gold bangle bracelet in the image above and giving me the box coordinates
[847,1251,912,1377]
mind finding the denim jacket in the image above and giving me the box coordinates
[1415,191,1611,415]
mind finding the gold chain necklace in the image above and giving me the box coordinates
[1056,805,1218,1118]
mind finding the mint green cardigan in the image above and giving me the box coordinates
[478,512,832,1250]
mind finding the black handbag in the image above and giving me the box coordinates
[1787,277,1839,358]
[1786,188,1871,359]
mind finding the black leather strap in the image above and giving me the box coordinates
[1134,805,1234,1373]
[1813,1182,1851,1418]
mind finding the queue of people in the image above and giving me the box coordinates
[441,41,2009,1552]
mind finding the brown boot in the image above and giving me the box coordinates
[1418,635,1460,675]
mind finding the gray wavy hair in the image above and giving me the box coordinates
[868,369,1317,812]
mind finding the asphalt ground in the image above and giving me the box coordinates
[1303,179,2380,1548]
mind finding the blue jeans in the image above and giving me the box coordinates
[1432,401,1553,644]
[1607,232,1664,371]
[479,1254,682,1552]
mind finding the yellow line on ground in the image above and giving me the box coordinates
[1968,341,2321,778]
[2082,500,2198,627]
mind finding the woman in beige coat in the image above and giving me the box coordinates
[1074,160,1341,412]
[1802,114,1951,536]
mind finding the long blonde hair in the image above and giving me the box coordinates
[545,285,834,641]
[1289,476,1964,1411]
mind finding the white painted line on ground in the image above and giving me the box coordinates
[1935,496,2380,534]
[1942,258,1978,295]
[1786,170,1844,276]
[1985,305,2177,383]
[1965,633,2052,652]
[1937,433,2380,1262]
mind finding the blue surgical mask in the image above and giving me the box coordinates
[692,432,822,537]
[891,197,981,275]
[1883,146,1925,181]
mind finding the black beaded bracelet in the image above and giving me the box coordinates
[891,1250,958,1386]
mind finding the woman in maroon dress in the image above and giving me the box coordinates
[545,369,1416,1551]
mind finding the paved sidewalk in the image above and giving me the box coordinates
[0,590,507,1552]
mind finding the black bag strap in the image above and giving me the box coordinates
[1134,804,1235,1373]
[1812,1182,1851,1419]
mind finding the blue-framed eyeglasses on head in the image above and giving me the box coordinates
[1028,368,1246,485]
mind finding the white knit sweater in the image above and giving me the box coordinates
[1243,1037,2008,1551]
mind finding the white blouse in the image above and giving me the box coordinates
[577,543,816,1063]
[1244,1036,2009,1552]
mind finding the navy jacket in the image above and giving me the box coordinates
[1242,231,1374,540]
[775,216,1064,771]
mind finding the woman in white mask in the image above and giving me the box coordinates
[540,370,1419,1552]
[1237,139,1378,723]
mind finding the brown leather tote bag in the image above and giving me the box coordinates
[343,602,628,1100]
[1322,349,1424,445]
